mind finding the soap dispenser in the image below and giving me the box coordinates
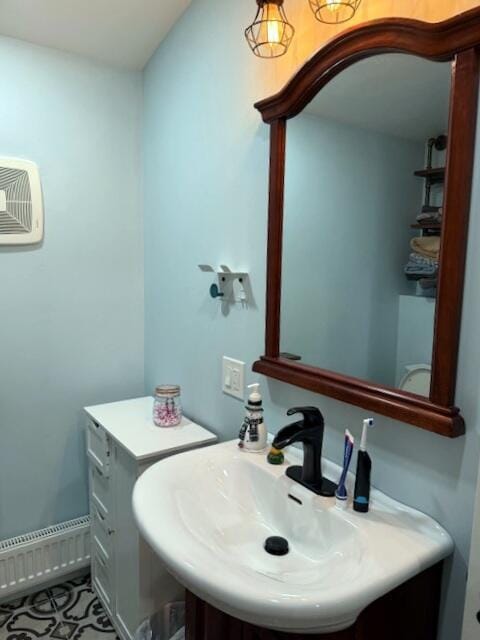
[238,383,268,452]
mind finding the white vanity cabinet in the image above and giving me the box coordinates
[84,396,217,640]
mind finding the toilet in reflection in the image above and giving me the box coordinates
[399,364,432,396]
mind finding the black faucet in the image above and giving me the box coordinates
[272,407,337,497]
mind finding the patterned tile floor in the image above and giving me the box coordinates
[0,574,118,640]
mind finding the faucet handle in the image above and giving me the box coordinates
[286,407,324,428]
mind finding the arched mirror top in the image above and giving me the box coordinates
[255,9,480,123]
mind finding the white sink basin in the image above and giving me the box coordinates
[133,440,453,634]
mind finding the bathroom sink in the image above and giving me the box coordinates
[133,441,453,633]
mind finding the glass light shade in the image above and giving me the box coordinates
[309,0,362,24]
[245,0,295,59]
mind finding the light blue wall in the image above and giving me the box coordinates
[0,37,144,539]
[396,295,436,385]
[143,2,480,639]
[282,112,423,385]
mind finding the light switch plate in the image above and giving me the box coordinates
[222,356,245,400]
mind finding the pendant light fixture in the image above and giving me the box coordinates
[308,0,361,24]
[245,0,295,59]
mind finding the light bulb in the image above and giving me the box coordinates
[326,0,341,12]
[267,19,281,44]
[265,3,282,45]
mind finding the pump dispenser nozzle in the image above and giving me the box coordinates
[248,383,261,404]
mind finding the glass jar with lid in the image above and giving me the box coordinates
[153,385,182,427]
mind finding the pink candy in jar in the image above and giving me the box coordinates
[153,385,182,427]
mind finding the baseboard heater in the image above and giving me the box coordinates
[0,516,90,599]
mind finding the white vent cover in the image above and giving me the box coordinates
[0,157,43,245]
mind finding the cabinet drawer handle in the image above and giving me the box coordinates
[88,450,107,475]
[108,528,115,536]
[95,509,105,522]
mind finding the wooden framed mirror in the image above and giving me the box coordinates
[253,9,480,437]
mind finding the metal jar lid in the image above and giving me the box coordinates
[154,385,181,397]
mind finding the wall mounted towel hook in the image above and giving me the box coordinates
[199,264,249,304]
[210,283,224,299]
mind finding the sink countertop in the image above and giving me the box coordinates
[133,439,453,633]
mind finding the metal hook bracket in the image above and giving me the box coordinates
[199,264,249,303]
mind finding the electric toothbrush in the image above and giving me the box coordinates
[353,418,374,513]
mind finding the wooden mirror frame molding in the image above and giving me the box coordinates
[253,9,480,438]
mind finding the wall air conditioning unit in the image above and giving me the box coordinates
[0,158,43,245]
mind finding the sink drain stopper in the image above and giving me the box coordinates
[264,536,289,556]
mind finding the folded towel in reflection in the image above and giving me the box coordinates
[406,274,423,281]
[408,252,438,267]
[416,216,441,226]
[404,263,438,277]
[410,236,441,259]
[404,251,438,278]
[417,207,443,224]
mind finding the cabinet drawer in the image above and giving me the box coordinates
[92,525,111,565]
[93,545,113,616]
[86,419,111,477]
[92,504,113,557]
[90,464,112,518]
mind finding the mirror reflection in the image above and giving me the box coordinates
[281,54,451,395]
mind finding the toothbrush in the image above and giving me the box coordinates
[336,430,354,508]
[354,418,374,513]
